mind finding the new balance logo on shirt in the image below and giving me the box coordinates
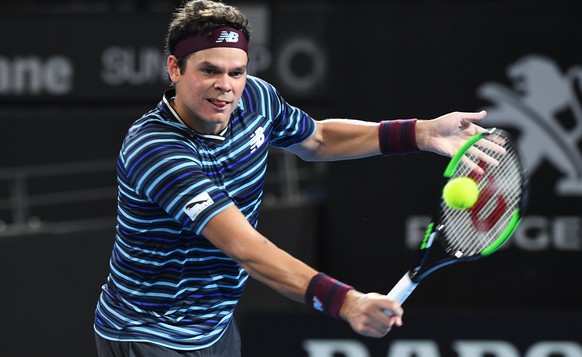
[216,31,240,43]
[250,127,265,153]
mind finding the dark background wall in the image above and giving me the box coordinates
[1,1,581,356]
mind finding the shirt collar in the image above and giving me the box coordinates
[161,89,228,141]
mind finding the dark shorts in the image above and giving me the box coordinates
[95,320,241,357]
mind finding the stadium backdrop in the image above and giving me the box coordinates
[1,1,580,356]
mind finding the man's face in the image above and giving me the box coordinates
[168,47,248,134]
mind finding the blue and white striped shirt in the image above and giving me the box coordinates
[94,76,316,350]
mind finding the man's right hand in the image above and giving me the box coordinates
[339,290,404,338]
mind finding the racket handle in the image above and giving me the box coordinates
[387,272,418,305]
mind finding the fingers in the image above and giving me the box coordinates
[458,110,487,123]
[456,110,488,136]
[378,297,403,319]
[362,315,403,338]
[346,292,404,338]
[459,132,507,175]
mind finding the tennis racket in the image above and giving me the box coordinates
[387,127,528,305]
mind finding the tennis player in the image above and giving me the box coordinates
[93,1,487,356]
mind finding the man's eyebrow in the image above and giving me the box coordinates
[198,61,220,70]
[198,61,247,72]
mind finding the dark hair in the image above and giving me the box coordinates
[166,0,251,70]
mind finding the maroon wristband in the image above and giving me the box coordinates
[305,273,353,319]
[378,119,419,155]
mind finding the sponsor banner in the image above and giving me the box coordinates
[241,310,582,357]
[0,13,169,103]
[0,4,330,103]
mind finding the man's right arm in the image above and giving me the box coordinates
[201,205,403,337]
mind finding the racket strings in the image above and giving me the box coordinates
[441,133,523,257]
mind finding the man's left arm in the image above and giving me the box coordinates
[287,111,487,161]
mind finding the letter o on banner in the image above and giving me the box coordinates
[526,341,582,357]
[276,37,326,93]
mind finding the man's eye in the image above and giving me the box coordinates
[230,71,245,78]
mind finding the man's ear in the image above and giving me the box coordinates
[167,55,181,84]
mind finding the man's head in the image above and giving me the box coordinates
[165,1,252,134]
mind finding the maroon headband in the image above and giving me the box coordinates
[173,26,248,58]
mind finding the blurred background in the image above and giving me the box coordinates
[1,0,581,356]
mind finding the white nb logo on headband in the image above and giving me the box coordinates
[216,31,239,43]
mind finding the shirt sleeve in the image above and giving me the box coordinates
[245,76,316,148]
[120,121,234,235]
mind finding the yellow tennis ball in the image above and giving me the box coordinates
[443,177,479,209]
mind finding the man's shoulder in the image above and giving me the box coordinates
[241,75,280,112]
[245,75,276,93]
[124,107,186,144]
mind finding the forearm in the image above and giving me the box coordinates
[237,236,318,303]
[242,244,358,319]
[293,119,381,161]
[292,118,420,161]
[202,206,317,303]
[202,206,356,317]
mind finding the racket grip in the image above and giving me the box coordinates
[387,272,418,305]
